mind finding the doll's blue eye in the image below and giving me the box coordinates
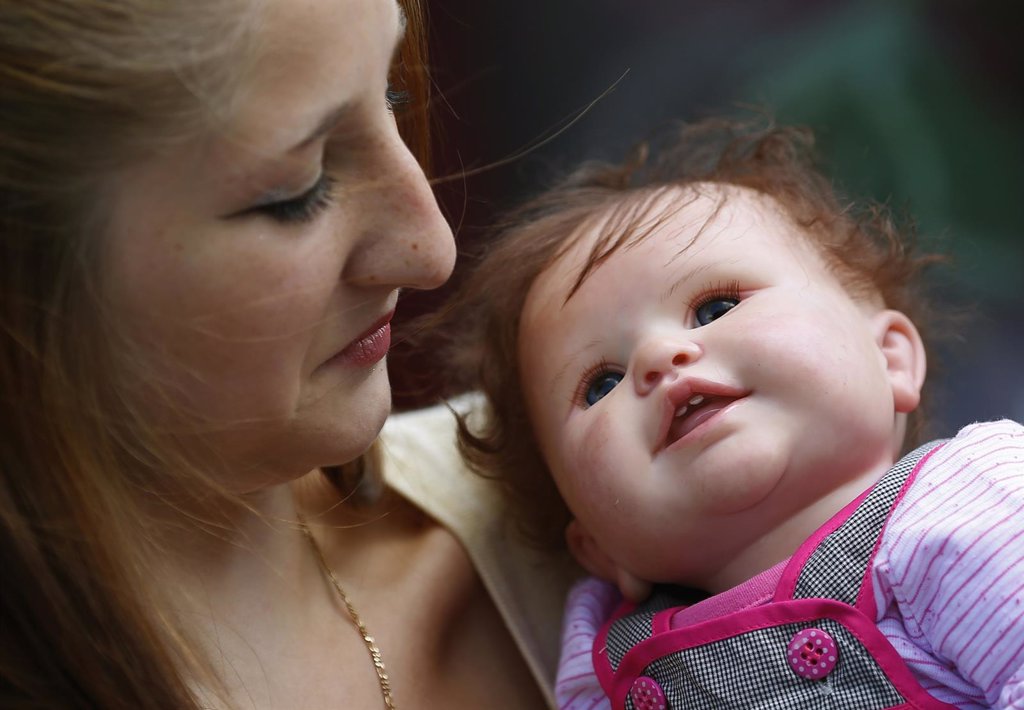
[695,297,738,326]
[585,371,624,406]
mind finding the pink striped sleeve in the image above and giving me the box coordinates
[876,419,1024,708]
[556,577,620,710]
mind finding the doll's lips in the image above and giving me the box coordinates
[655,378,750,452]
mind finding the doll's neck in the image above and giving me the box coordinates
[700,466,885,595]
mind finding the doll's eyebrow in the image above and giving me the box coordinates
[550,361,574,401]
[664,262,715,301]
[550,339,604,405]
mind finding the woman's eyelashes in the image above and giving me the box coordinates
[691,280,741,326]
[233,83,406,225]
[247,173,336,224]
[385,85,410,114]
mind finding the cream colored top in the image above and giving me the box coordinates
[379,396,579,708]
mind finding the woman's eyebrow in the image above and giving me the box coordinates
[287,5,407,154]
[395,2,407,35]
[288,103,354,154]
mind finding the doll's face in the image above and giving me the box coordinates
[518,185,921,592]
[102,0,455,489]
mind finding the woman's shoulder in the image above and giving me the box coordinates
[380,395,583,703]
[379,393,499,525]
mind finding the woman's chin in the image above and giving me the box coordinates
[324,365,393,461]
[218,367,395,489]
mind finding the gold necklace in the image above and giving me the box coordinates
[298,516,396,710]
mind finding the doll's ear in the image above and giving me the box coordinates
[566,519,652,602]
[873,309,927,414]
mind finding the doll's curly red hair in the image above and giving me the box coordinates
[440,117,945,550]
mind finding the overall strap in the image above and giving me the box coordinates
[788,440,946,605]
[602,588,703,674]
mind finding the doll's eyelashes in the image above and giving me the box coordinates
[585,371,624,406]
[575,359,624,408]
[690,280,741,326]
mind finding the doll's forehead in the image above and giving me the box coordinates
[546,182,807,303]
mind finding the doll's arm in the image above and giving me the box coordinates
[995,667,1024,709]
[555,577,619,710]
[876,420,1024,708]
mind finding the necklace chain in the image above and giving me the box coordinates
[298,517,396,710]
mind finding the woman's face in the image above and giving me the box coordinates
[103,0,455,489]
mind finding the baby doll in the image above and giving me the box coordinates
[445,119,1024,709]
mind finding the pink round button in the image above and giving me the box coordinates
[787,627,838,679]
[629,675,667,710]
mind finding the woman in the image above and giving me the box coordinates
[0,0,574,707]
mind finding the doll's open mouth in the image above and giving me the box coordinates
[665,394,739,446]
[655,379,750,452]
[655,378,751,452]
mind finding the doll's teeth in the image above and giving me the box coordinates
[674,395,706,420]
[675,395,705,419]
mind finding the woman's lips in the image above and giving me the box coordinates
[328,311,394,368]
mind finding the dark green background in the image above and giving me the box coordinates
[393,0,1023,433]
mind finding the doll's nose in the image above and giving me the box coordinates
[632,336,702,395]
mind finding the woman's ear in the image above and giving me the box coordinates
[566,519,651,602]
[873,309,927,414]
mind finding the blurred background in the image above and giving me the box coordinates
[391,0,1024,437]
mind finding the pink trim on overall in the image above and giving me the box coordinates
[593,600,639,696]
[607,600,953,709]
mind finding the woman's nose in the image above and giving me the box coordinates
[342,127,456,291]
[632,335,703,395]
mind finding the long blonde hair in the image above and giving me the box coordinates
[0,1,432,706]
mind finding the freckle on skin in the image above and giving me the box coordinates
[411,242,419,251]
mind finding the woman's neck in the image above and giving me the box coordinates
[149,476,319,625]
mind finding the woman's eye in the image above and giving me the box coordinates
[385,85,409,114]
[694,297,739,326]
[584,371,624,406]
[249,174,336,224]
